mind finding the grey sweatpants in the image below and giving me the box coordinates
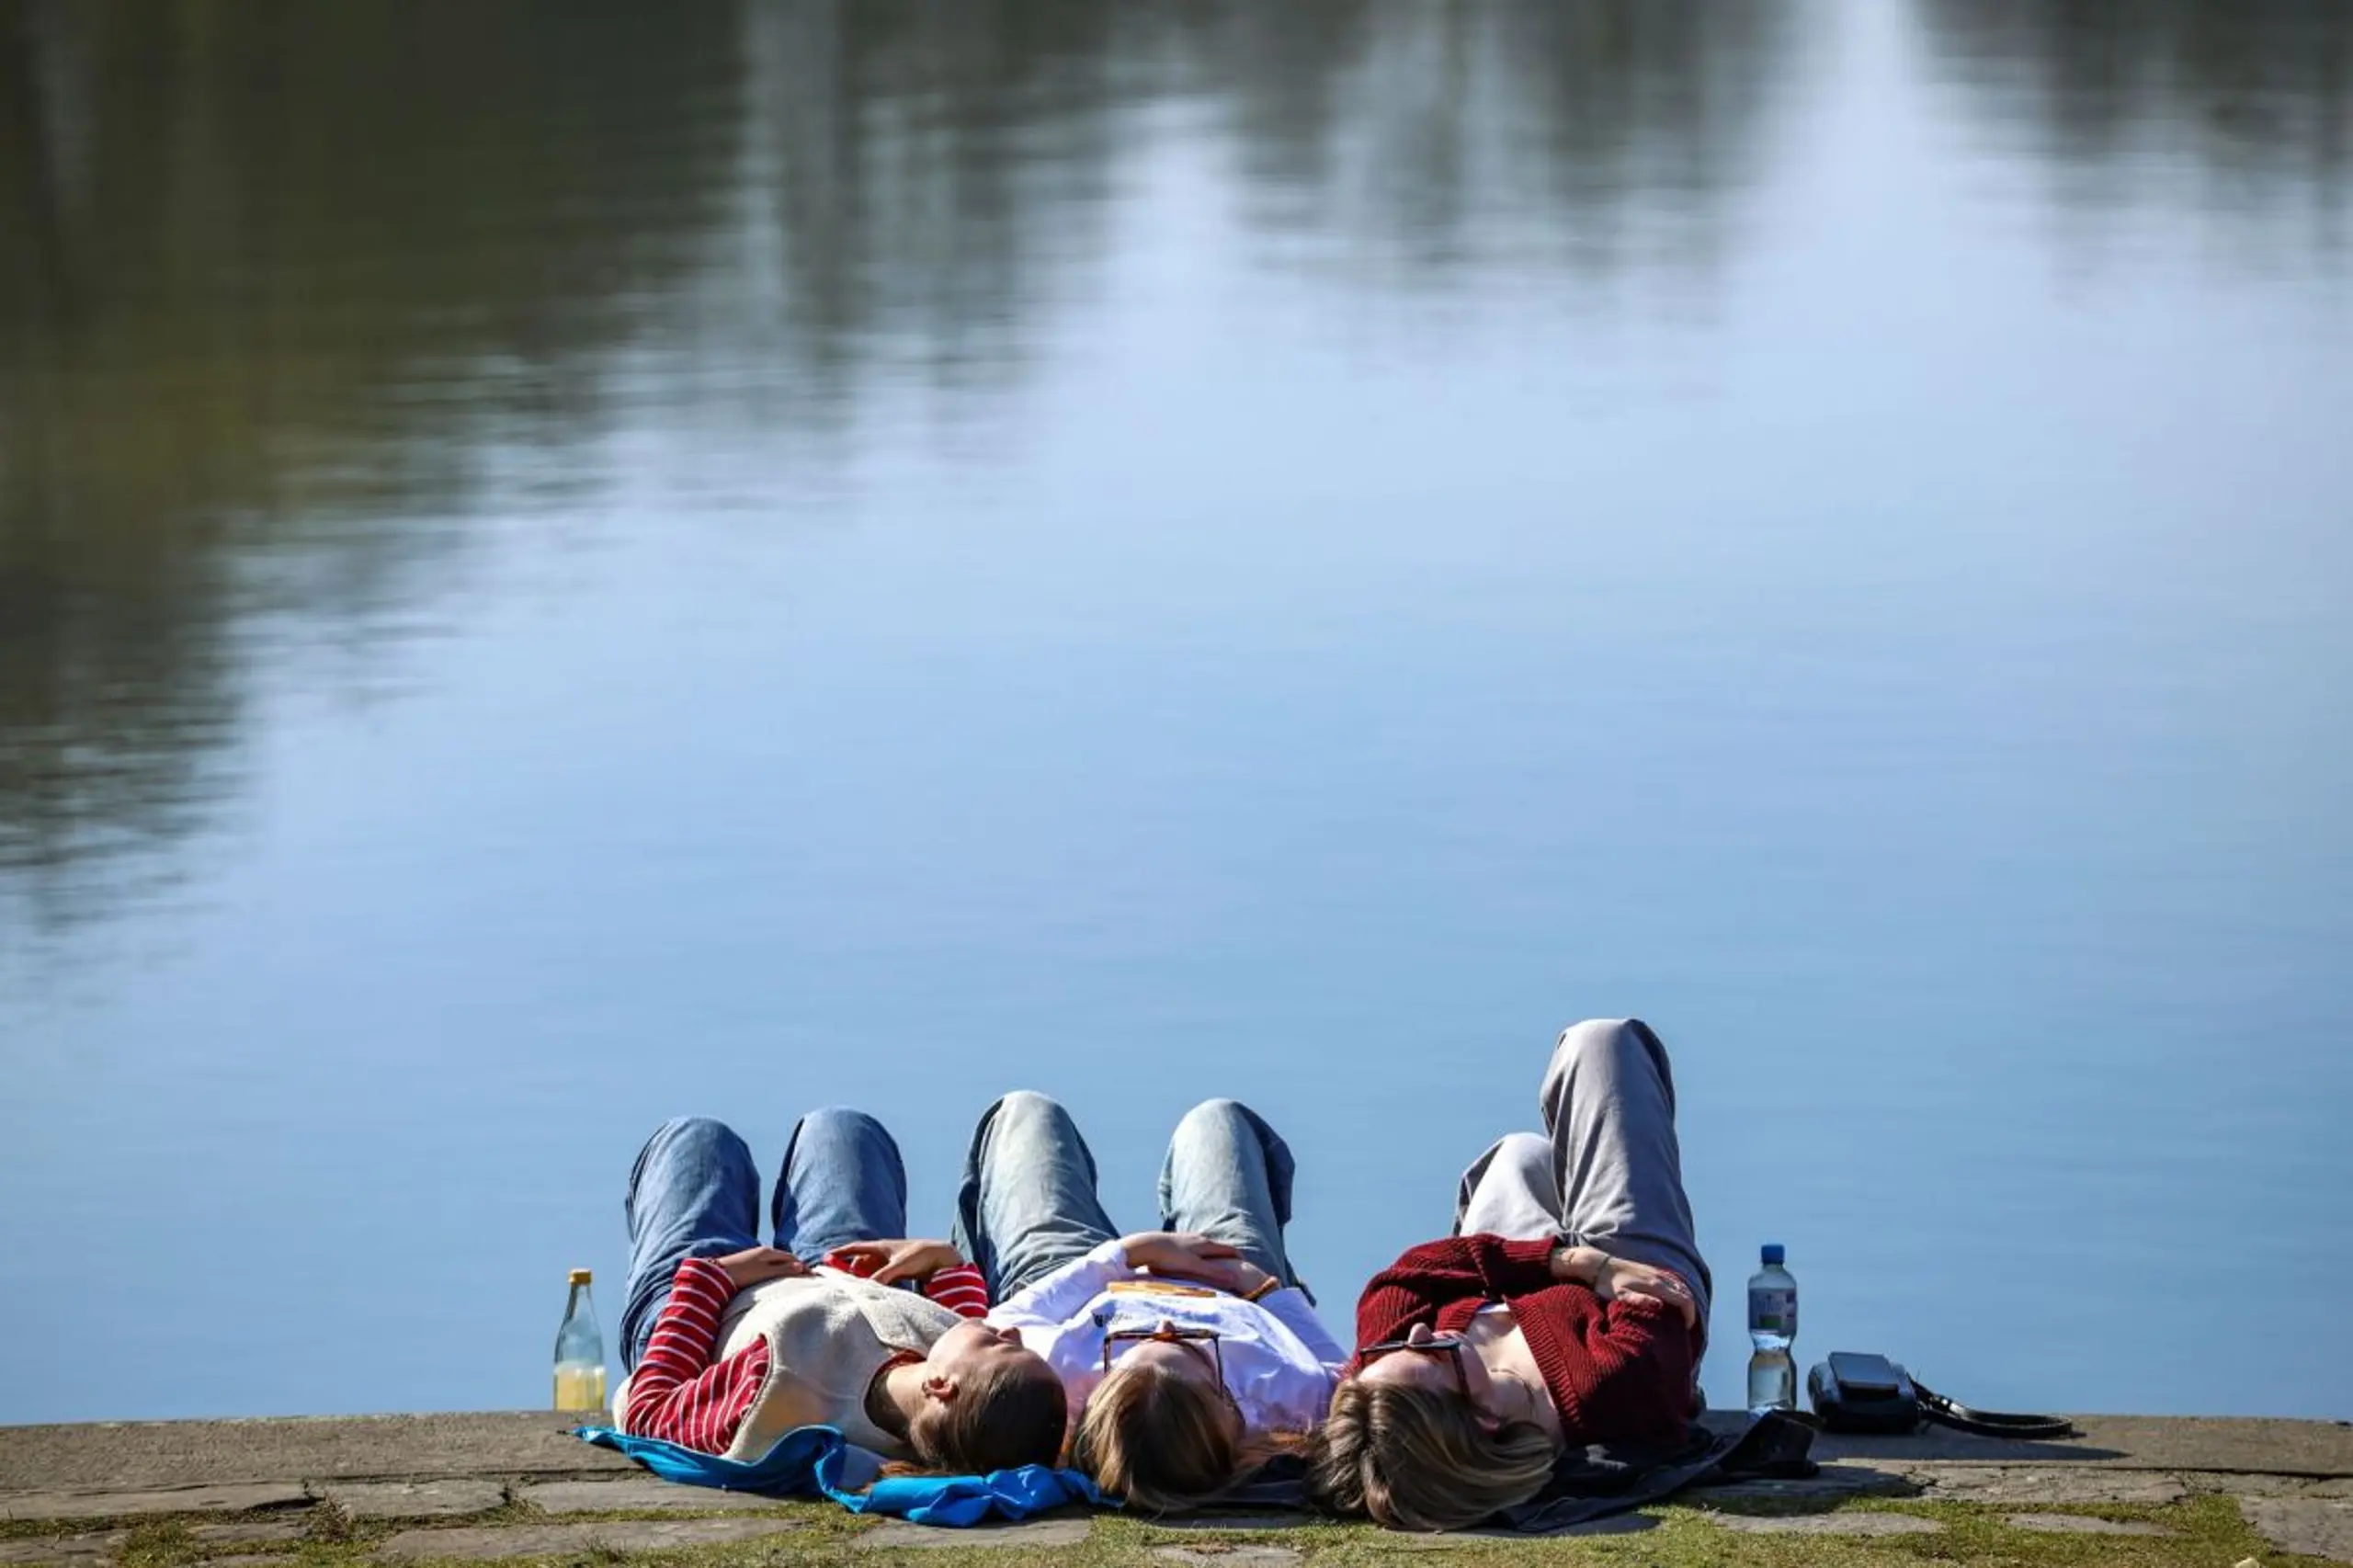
[1453,1018,1713,1325]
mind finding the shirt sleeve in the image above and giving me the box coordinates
[621,1257,771,1453]
[1352,1235,1561,1352]
[922,1261,991,1319]
[992,1237,1133,1326]
[1515,1285,1699,1443]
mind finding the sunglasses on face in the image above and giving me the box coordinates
[1102,1324,1225,1383]
[1358,1331,1471,1397]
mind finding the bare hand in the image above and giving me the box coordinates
[1120,1231,1242,1284]
[713,1246,809,1289]
[1186,1256,1278,1299]
[1592,1256,1699,1328]
[826,1238,964,1286]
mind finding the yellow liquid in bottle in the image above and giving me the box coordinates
[553,1361,608,1412]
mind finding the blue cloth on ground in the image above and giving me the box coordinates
[574,1425,1104,1527]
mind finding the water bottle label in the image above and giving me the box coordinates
[1748,1287,1797,1334]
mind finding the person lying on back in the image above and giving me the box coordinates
[1311,1020,1710,1530]
[616,1111,1067,1471]
[959,1093,1348,1512]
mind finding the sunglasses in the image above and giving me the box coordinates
[1102,1324,1225,1383]
[1358,1331,1471,1397]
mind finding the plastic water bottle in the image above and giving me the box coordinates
[1745,1244,1798,1414]
[553,1267,608,1412]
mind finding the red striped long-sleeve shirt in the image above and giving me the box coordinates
[623,1255,991,1452]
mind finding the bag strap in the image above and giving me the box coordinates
[1911,1379,2076,1441]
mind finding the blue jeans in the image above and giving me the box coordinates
[620,1109,911,1372]
[953,1092,1308,1300]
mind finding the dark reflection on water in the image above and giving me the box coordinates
[1921,0,2351,250]
[1146,3,1795,284]
[9,0,2352,926]
[0,0,1781,926]
[1,0,1811,931]
[673,2,1802,437]
[0,1,745,922]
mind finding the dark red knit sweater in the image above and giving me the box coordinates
[1351,1235,1699,1444]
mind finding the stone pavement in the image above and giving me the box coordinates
[1,1411,2349,1563]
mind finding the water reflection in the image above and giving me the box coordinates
[7,0,2350,930]
[734,0,1131,427]
[2,0,1813,930]
[1164,2,1795,286]
[1920,0,2351,251]
[0,0,744,924]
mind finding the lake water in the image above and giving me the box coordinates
[4,1,2349,1427]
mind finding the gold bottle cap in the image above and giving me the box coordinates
[568,1268,593,1285]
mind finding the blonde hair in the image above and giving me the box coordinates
[1308,1378,1558,1531]
[1069,1362,1257,1514]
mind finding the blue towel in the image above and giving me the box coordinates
[574,1425,1104,1527]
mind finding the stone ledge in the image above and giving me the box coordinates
[325,1482,506,1521]
[854,1518,1092,1550]
[4,1410,2350,1564]
[2241,1497,2353,1563]
[374,1517,802,1562]
[6,1411,2343,1497]
[0,1414,630,1494]
[0,1484,311,1524]
[516,1478,793,1516]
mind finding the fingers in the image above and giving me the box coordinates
[716,1245,806,1286]
[1617,1279,1698,1328]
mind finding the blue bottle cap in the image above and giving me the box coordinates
[1761,1244,1785,1266]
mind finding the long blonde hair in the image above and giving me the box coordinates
[1307,1378,1558,1531]
[1070,1362,1288,1515]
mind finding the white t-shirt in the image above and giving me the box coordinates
[988,1239,1349,1433]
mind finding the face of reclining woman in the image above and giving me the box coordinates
[1355,1323,1507,1423]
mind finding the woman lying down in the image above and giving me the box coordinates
[1311,1019,1711,1530]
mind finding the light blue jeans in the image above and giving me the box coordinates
[1453,1018,1713,1324]
[953,1093,1309,1301]
[620,1109,910,1372]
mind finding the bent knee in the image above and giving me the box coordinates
[638,1116,753,1179]
[799,1105,882,1135]
[1552,1017,1659,1069]
[1545,1017,1675,1107]
[1489,1130,1551,1165]
[988,1088,1071,1128]
[654,1114,745,1151]
[1176,1096,1253,1131]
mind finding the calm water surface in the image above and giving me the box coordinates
[4,1,2349,1425]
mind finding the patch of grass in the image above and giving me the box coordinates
[305,1499,358,1545]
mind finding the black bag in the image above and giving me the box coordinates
[1808,1352,2075,1440]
